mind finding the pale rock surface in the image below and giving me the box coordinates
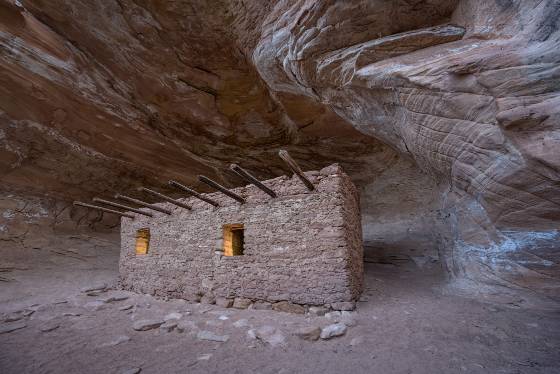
[163,312,182,321]
[248,326,287,347]
[99,335,131,347]
[0,0,558,304]
[196,330,229,342]
[320,323,348,340]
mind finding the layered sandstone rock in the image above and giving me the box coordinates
[1,0,558,300]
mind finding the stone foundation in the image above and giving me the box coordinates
[119,164,363,306]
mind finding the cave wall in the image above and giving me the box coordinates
[245,0,560,299]
[1,0,559,300]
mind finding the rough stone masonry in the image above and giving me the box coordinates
[119,164,363,307]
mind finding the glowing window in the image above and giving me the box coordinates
[135,228,150,255]
[223,224,244,256]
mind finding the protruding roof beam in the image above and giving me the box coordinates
[73,201,135,219]
[139,187,191,210]
[115,194,172,215]
[229,164,277,198]
[278,149,314,191]
[198,175,245,204]
[93,198,153,217]
[168,180,219,207]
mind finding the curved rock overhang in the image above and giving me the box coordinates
[0,0,558,301]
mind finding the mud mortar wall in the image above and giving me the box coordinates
[119,164,363,306]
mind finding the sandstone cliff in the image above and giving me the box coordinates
[1,0,558,300]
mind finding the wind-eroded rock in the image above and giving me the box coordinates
[0,0,558,299]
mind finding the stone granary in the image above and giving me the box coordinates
[118,163,363,309]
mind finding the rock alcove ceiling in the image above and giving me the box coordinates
[0,0,559,301]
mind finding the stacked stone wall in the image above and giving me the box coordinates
[119,164,363,307]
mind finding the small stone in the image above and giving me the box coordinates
[295,326,321,341]
[200,294,216,304]
[272,301,305,314]
[247,329,257,340]
[132,319,164,331]
[218,315,229,321]
[320,323,347,339]
[198,354,212,361]
[86,290,105,297]
[308,306,328,316]
[233,319,249,328]
[215,298,233,308]
[22,309,35,317]
[251,325,286,347]
[196,330,229,342]
[98,294,129,303]
[121,368,141,374]
[0,321,26,334]
[81,283,107,293]
[100,335,130,347]
[233,298,252,309]
[176,320,197,333]
[330,302,355,311]
[39,321,60,332]
[159,320,177,333]
[164,312,182,321]
[251,301,272,310]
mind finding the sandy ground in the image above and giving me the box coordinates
[1,233,559,374]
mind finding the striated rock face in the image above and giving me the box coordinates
[1,0,559,300]
[247,0,560,299]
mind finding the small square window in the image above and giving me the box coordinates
[223,224,244,256]
[135,228,150,255]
